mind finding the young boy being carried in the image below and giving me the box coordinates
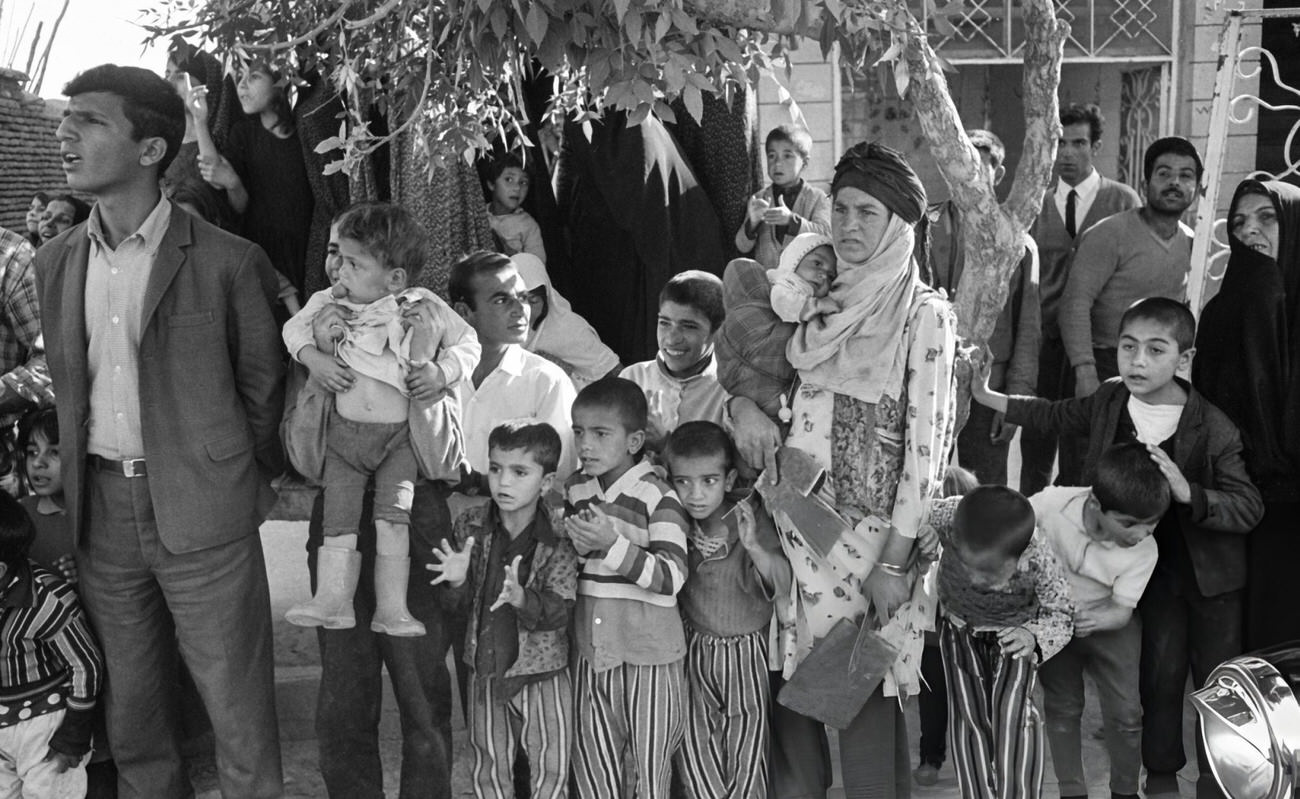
[928,486,1074,799]
[0,492,104,796]
[283,202,480,636]
[429,421,578,799]
[1032,442,1167,799]
[662,422,790,799]
[621,271,730,454]
[972,296,1264,795]
[565,378,690,799]
[735,125,831,269]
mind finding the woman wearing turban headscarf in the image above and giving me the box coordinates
[1194,179,1300,650]
[750,142,958,798]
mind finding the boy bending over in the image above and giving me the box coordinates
[1033,442,1167,799]
[930,486,1073,799]
[973,297,1263,794]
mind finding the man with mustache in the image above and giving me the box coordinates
[1059,136,1201,401]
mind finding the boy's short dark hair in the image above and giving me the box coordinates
[64,64,185,175]
[488,420,562,475]
[484,153,525,185]
[572,377,648,433]
[1119,296,1196,352]
[954,485,1036,560]
[662,421,737,472]
[17,408,59,453]
[1059,103,1104,144]
[966,129,1006,169]
[1143,136,1204,182]
[659,270,725,332]
[0,492,36,571]
[448,250,514,308]
[1093,442,1172,520]
[334,202,429,282]
[766,125,813,162]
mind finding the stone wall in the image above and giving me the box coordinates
[0,68,70,234]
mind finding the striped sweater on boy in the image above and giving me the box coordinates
[564,460,689,608]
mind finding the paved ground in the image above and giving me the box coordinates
[180,516,1210,798]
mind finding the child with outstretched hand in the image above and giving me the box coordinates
[427,421,578,799]
[971,297,1263,795]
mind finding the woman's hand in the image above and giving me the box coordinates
[186,85,210,124]
[864,566,912,627]
[199,153,240,191]
[729,397,781,474]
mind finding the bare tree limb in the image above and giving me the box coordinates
[1005,0,1067,231]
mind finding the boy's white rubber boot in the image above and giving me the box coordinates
[285,545,361,629]
[370,555,426,637]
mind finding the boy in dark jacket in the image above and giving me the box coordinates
[972,296,1263,796]
[428,421,578,799]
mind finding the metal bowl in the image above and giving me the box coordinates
[1191,644,1300,798]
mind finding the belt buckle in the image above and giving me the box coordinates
[122,458,144,478]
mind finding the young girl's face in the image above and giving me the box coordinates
[236,68,279,116]
[24,432,62,499]
[794,245,836,298]
[667,452,736,525]
[25,196,45,235]
[489,167,530,213]
[325,222,343,284]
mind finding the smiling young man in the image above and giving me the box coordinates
[620,270,730,454]
[1060,137,1202,402]
[33,64,286,797]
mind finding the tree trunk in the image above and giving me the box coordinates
[902,0,1066,344]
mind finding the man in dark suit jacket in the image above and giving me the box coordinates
[1021,103,1140,495]
[35,64,285,798]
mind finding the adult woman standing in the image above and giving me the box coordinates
[738,142,958,798]
[1194,179,1300,650]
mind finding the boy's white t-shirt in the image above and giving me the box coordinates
[1030,486,1159,609]
[1126,396,1183,445]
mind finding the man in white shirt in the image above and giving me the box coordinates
[448,251,577,483]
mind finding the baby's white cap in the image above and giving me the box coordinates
[778,232,835,275]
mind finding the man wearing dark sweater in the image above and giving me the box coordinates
[1021,104,1139,495]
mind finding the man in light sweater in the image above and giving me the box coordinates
[1021,104,1140,496]
[1061,136,1201,399]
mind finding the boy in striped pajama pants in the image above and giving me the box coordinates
[563,378,692,799]
[929,486,1074,799]
[429,421,579,799]
[663,422,791,799]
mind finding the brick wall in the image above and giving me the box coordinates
[0,69,71,234]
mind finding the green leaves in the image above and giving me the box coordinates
[143,0,908,177]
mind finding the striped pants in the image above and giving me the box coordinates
[939,618,1044,799]
[467,670,572,799]
[572,656,685,799]
[676,627,770,799]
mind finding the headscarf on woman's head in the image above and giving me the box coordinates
[1194,179,1300,496]
[511,253,620,386]
[830,141,927,226]
[787,142,937,404]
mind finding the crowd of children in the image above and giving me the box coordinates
[5,87,1283,799]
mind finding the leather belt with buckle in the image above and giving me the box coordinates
[89,455,148,478]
